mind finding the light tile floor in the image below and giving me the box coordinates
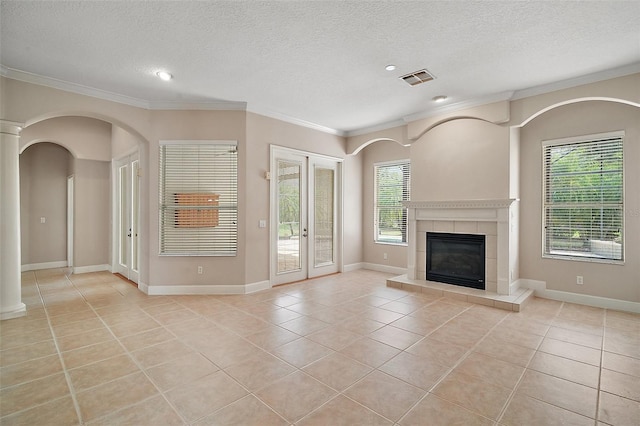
[1,268,639,425]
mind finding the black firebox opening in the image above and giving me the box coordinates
[426,232,485,290]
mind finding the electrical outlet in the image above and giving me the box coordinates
[40,217,46,223]
[576,275,583,285]
[197,266,203,274]
[383,253,388,260]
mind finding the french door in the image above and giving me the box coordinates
[114,153,140,283]
[271,147,341,286]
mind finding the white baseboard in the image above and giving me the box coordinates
[343,262,364,272]
[362,263,408,275]
[245,280,271,294]
[72,264,111,274]
[21,261,68,272]
[137,281,150,295]
[143,281,272,296]
[515,278,546,292]
[518,278,640,313]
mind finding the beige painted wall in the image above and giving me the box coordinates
[147,110,248,286]
[71,159,111,268]
[2,78,358,289]
[361,140,411,268]
[19,143,72,265]
[245,112,350,283]
[343,153,363,267]
[520,101,640,302]
[19,116,112,160]
[410,118,511,201]
[5,73,638,303]
[111,124,140,159]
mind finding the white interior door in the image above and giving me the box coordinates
[114,153,140,283]
[271,147,341,285]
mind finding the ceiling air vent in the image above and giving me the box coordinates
[400,69,435,86]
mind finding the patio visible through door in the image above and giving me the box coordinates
[271,147,341,286]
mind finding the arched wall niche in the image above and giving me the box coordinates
[516,97,640,128]
[517,98,640,303]
[22,111,149,150]
[350,137,407,156]
[410,116,495,142]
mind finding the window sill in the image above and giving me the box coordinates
[543,253,624,265]
[374,241,408,247]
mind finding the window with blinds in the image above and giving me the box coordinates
[374,160,410,244]
[543,132,624,262]
[159,140,238,256]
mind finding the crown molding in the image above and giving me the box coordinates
[0,65,248,112]
[1,65,152,108]
[246,105,345,137]
[147,100,247,111]
[512,62,640,100]
[402,91,515,124]
[344,91,514,138]
[1,65,343,136]
[345,118,407,137]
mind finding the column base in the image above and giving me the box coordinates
[0,303,27,320]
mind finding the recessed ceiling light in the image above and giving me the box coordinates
[385,64,396,71]
[433,95,447,103]
[156,71,173,81]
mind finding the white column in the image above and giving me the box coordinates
[0,120,27,320]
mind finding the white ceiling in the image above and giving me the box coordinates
[2,1,639,135]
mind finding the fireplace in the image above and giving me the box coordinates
[403,199,519,295]
[426,232,486,290]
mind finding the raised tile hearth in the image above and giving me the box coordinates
[387,274,534,312]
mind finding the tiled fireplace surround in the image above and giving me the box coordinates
[389,199,533,311]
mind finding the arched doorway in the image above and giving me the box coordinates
[19,142,73,271]
[19,115,146,287]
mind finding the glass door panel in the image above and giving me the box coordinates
[275,157,307,283]
[271,148,340,285]
[313,167,334,266]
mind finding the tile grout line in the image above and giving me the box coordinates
[593,309,608,425]
[65,273,192,425]
[390,302,501,425]
[34,269,85,425]
[493,302,563,424]
[158,295,304,424]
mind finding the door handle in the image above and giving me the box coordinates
[302,228,308,237]
[127,228,132,238]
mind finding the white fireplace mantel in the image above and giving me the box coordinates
[403,199,519,295]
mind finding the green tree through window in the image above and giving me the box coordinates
[375,161,410,243]
[543,133,623,261]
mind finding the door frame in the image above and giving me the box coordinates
[111,150,140,283]
[269,145,343,286]
[67,175,74,269]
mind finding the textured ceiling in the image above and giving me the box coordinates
[1,1,639,135]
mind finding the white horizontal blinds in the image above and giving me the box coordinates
[375,161,410,243]
[159,141,238,256]
[543,134,623,261]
